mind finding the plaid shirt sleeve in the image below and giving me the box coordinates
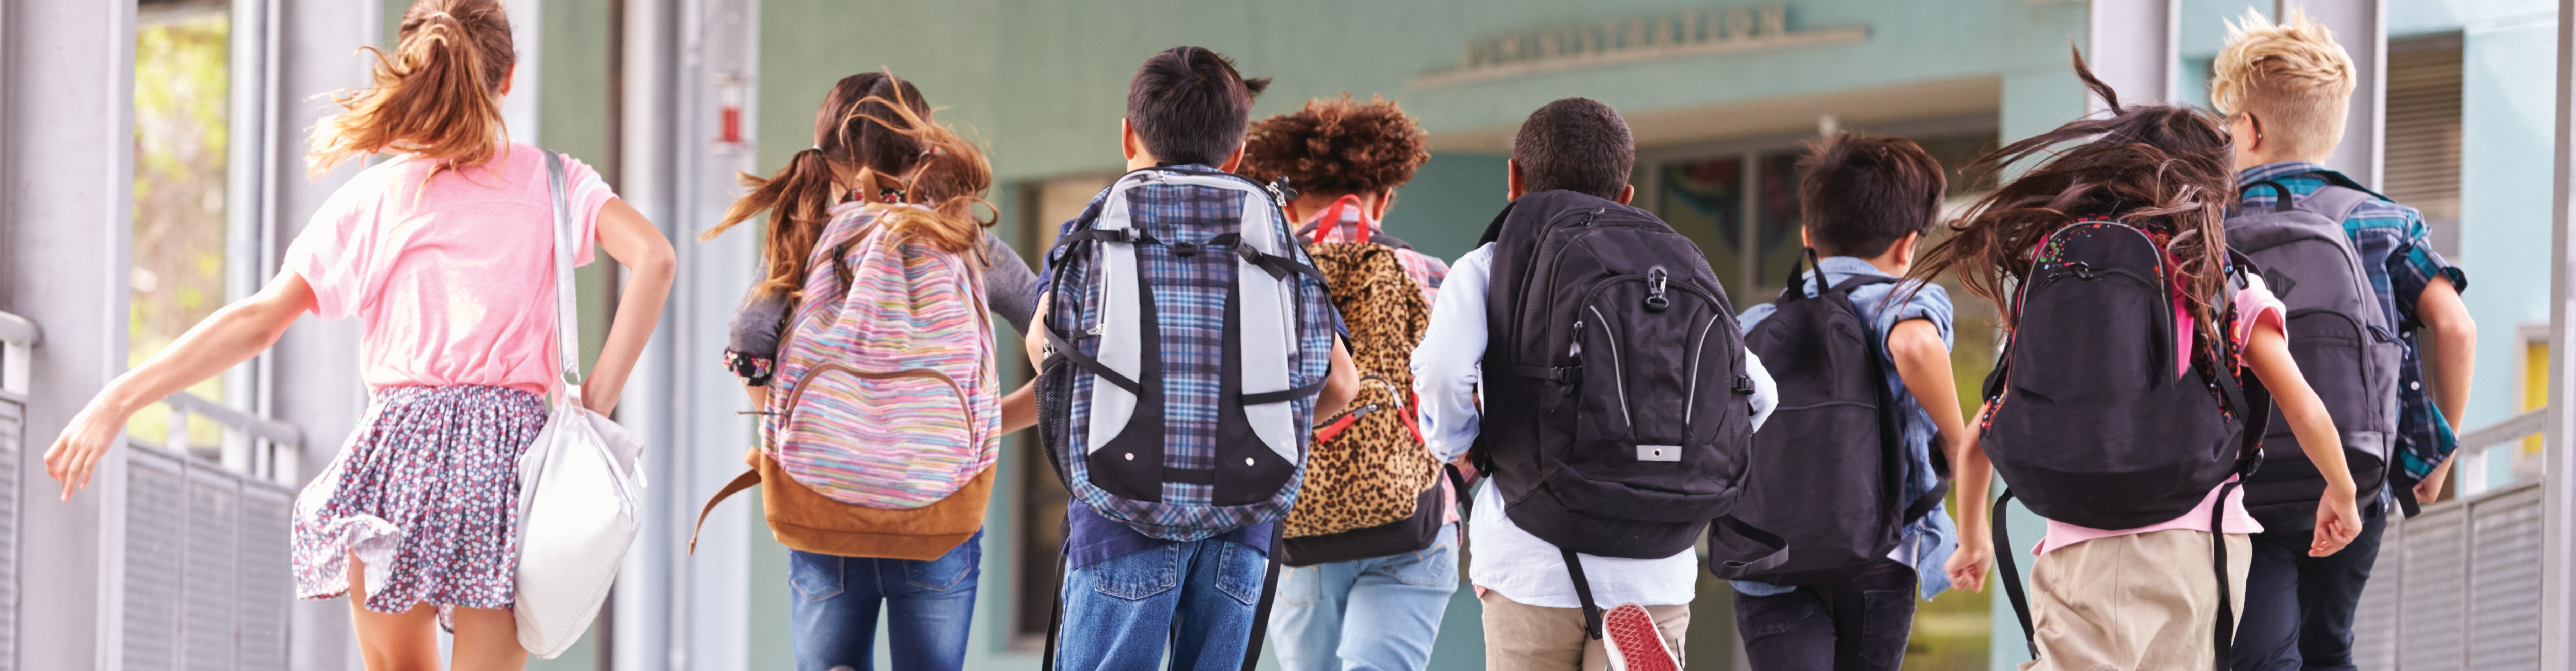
[2383,208,2468,326]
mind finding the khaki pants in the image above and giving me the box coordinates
[2019,529,2251,671]
[1479,591,1689,671]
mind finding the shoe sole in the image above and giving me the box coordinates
[1601,602,1680,671]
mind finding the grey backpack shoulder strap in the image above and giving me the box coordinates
[2295,184,2376,228]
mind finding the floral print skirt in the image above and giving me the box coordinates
[292,384,549,615]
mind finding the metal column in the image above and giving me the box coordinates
[612,0,763,668]
[2085,0,2179,107]
[2279,0,2386,190]
[2539,0,2576,666]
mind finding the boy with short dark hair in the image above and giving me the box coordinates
[1028,46,1359,671]
[1729,133,1994,671]
[1415,97,1779,671]
[2214,12,2476,671]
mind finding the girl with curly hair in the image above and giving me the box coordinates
[1237,93,1455,671]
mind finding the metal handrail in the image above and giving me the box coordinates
[0,310,35,397]
[0,311,37,347]
[2458,408,2548,452]
[162,390,301,449]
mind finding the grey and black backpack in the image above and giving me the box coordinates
[1034,165,1339,541]
[2227,171,2400,529]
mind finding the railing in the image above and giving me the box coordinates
[113,354,301,671]
[0,309,302,670]
[2455,409,2547,496]
[2353,411,2551,671]
[0,310,33,671]
[0,310,35,397]
[155,390,301,486]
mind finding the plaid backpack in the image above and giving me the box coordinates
[693,202,1002,561]
[1035,165,1339,541]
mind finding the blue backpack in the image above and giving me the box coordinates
[1034,165,1339,541]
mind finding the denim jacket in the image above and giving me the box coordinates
[1732,256,1959,600]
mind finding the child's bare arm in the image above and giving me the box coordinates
[999,382,1038,433]
[1889,319,1992,591]
[1317,337,1359,418]
[2413,277,2475,501]
[2242,320,2363,556]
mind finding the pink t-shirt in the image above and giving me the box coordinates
[2035,275,2287,555]
[284,143,618,396]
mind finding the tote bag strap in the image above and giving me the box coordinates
[544,150,584,401]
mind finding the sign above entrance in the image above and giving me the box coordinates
[1413,4,1868,87]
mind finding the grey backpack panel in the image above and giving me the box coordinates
[2227,179,2401,521]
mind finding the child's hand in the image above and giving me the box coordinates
[1945,541,1993,592]
[2309,492,2363,557]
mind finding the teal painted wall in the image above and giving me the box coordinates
[2455,5,2559,487]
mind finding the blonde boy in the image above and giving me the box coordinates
[2214,11,2477,671]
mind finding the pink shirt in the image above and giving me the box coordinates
[2035,275,2287,555]
[284,144,617,396]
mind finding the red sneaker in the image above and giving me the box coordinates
[1600,603,1680,671]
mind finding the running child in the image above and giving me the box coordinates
[44,1,676,668]
[1911,54,2363,671]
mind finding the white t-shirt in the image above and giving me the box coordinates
[1417,243,1778,609]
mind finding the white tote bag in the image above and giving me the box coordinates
[514,150,647,658]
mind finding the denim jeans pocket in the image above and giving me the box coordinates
[1213,542,1268,606]
[790,551,845,602]
[1277,564,1321,607]
[1090,545,1182,600]
[1731,590,1820,639]
[904,533,983,591]
[1391,528,1459,588]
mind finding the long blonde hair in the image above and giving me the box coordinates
[306,0,514,176]
[700,74,994,297]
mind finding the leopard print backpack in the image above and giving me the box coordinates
[1281,219,1443,544]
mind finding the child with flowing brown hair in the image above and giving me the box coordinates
[45,0,677,668]
[1913,52,2360,670]
[703,72,1038,671]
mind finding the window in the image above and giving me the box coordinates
[2385,34,2464,259]
[1647,127,1998,294]
[130,0,232,456]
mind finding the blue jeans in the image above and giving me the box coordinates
[788,531,982,671]
[1055,538,1270,671]
[1266,524,1459,671]
[2233,504,2388,671]
[1732,559,1918,671]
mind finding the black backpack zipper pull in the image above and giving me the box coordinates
[1645,267,1671,312]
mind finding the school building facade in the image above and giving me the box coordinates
[1,0,2570,669]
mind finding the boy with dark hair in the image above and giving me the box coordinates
[1728,133,1995,671]
[1028,45,1358,671]
[2215,12,2476,671]
[1416,97,1778,671]
[1507,98,1636,200]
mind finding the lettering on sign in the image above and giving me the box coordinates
[1415,4,1868,86]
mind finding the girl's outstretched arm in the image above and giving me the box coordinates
[582,199,677,414]
[2241,321,2363,556]
[44,271,316,500]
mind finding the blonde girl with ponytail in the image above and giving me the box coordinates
[42,1,676,668]
[703,73,1040,671]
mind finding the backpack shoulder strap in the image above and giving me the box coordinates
[2298,184,2377,228]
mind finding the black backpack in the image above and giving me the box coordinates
[1471,190,1781,638]
[1709,251,1948,584]
[2227,173,2400,528]
[1983,221,2272,668]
